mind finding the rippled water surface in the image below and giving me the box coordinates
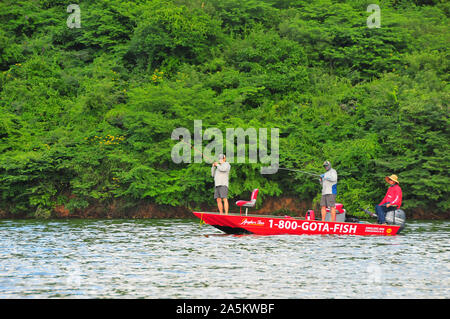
[0,219,448,298]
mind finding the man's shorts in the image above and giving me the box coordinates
[214,186,228,199]
[320,194,336,208]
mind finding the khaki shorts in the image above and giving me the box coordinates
[214,186,228,199]
[320,194,336,208]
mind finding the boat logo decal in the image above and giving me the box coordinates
[365,226,386,233]
[240,218,265,227]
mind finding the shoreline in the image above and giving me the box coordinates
[1,197,448,220]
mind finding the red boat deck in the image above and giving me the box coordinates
[193,212,401,236]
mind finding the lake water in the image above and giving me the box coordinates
[0,219,448,298]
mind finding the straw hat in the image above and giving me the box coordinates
[385,174,399,184]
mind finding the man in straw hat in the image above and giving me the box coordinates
[375,174,402,224]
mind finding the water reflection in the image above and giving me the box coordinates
[0,219,448,298]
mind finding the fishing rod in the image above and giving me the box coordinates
[175,138,216,163]
[359,207,376,217]
[277,167,321,177]
[174,138,322,176]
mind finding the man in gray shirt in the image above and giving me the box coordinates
[319,160,338,222]
[211,154,231,215]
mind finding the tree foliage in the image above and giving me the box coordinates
[0,0,448,217]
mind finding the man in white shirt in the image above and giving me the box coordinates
[211,154,231,215]
[320,161,338,222]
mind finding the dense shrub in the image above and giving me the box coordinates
[0,0,448,217]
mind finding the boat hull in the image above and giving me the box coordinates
[193,212,401,236]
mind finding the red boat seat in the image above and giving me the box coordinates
[326,203,345,214]
[236,189,259,216]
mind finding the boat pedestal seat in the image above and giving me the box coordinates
[236,200,256,208]
[335,203,345,214]
[236,189,259,216]
[325,203,346,222]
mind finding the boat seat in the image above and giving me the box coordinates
[336,203,344,214]
[325,203,345,214]
[236,189,259,216]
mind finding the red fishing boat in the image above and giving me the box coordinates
[193,211,403,236]
[193,189,406,236]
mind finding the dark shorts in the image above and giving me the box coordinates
[214,186,228,199]
[320,194,336,207]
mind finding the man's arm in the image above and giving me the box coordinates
[387,187,401,207]
[216,162,230,172]
[323,170,337,183]
[379,191,389,206]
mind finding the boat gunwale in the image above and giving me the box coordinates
[193,211,398,228]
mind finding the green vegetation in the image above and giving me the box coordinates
[0,0,448,218]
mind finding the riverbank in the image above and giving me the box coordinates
[0,197,448,220]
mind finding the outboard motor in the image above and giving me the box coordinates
[385,209,406,233]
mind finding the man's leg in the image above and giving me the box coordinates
[321,206,327,221]
[329,194,337,222]
[217,198,223,214]
[330,206,336,222]
[320,195,327,221]
[375,205,386,224]
[223,198,229,215]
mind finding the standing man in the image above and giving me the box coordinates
[375,174,402,224]
[211,154,231,215]
[320,160,338,222]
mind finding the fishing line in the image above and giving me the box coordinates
[175,138,215,163]
[276,167,321,177]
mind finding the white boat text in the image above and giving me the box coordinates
[268,220,358,234]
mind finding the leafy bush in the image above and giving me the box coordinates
[0,0,448,218]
